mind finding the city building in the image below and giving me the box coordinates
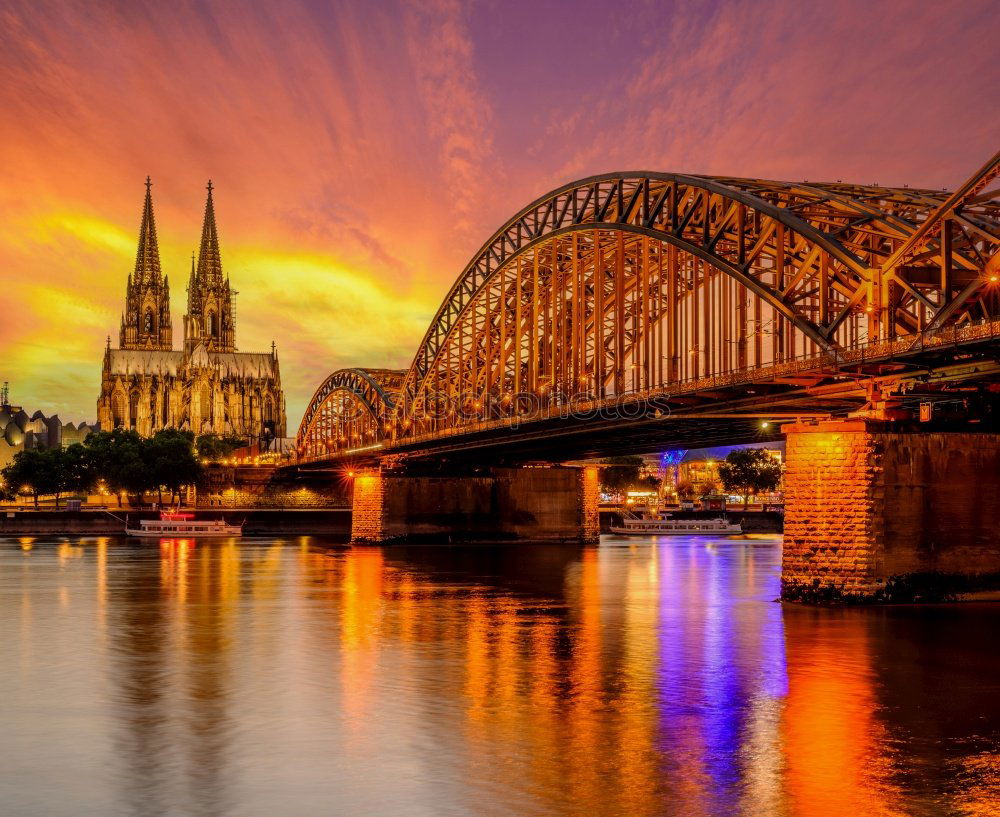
[651,441,785,502]
[0,385,96,468]
[96,179,286,443]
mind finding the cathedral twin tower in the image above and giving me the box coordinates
[118,178,235,355]
[97,179,286,442]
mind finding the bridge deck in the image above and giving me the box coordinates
[289,319,1000,470]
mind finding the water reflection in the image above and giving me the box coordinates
[0,535,997,816]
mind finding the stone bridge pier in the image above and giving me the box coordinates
[350,464,600,546]
[782,420,1000,601]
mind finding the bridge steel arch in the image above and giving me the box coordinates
[296,368,403,459]
[391,166,1000,441]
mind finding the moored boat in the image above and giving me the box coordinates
[610,513,742,535]
[125,511,243,538]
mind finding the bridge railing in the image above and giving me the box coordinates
[302,318,1000,462]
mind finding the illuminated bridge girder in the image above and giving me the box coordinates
[293,153,1000,457]
[390,161,1000,441]
[296,368,402,460]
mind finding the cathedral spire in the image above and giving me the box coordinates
[196,179,223,284]
[119,177,172,351]
[134,176,162,283]
[185,182,235,352]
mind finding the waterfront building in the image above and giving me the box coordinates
[96,180,286,443]
[0,386,96,468]
[651,442,784,502]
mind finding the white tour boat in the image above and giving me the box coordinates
[610,512,742,535]
[125,511,243,538]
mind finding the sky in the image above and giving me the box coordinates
[1,0,997,426]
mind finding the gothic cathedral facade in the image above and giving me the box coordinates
[97,179,286,442]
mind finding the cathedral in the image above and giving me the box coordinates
[97,179,286,442]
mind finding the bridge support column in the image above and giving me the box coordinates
[782,420,1000,602]
[350,465,600,545]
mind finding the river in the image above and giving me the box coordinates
[1,534,997,816]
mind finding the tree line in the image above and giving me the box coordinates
[717,448,782,508]
[1,430,246,508]
[601,449,782,507]
[599,456,662,496]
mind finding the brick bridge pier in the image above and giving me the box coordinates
[782,420,1000,601]
[339,424,1000,602]
[350,464,600,546]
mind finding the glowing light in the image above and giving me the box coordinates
[762,421,770,428]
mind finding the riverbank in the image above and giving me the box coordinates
[2,507,781,538]
[0,508,351,537]
[3,508,781,538]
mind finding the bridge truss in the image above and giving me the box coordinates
[297,152,1000,460]
[297,368,402,460]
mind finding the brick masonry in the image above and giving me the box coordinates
[350,465,600,545]
[578,465,601,544]
[350,468,386,543]
[198,464,348,509]
[782,420,1000,600]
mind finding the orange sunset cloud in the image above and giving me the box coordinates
[1,0,997,426]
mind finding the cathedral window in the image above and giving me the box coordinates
[112,393,126,428]
[200,386,212,423]
[129,390,140,429]
[144,309,154,334]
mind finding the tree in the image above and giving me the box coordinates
[196,433,246,462]
[2,449,44,508]
[636,474,661,492]
[700,478,722,498]
[717,448,783,509]
[85,430,127,506]
[84,429,148,506]
[600,456,646,496]
[676,480,697,501]
[148,429,201,505]
[63,442,97,496]
[0,447,70,507]
[39,448,71,508]
[116,447,152,507]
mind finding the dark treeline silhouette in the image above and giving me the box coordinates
[1,429,206,508]
[599,455,661,498]
[717,448,782,509]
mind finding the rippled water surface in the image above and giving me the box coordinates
[1,534,998,816]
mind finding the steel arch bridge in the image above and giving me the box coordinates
[297,151,1000,461]
[298,368,403,459]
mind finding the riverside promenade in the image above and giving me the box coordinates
[0,508,351,538]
